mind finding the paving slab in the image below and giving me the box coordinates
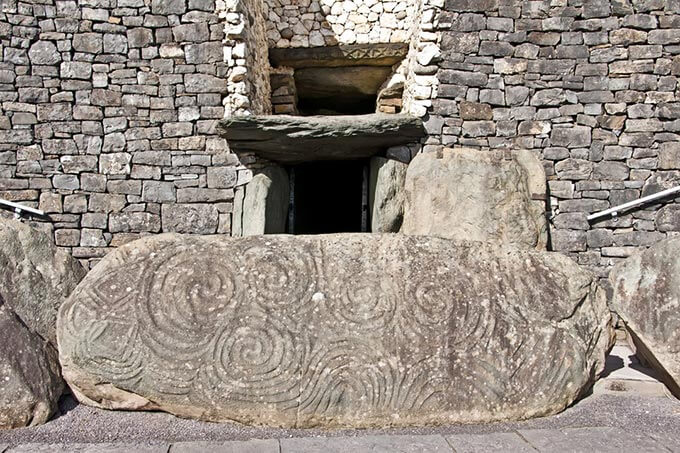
[649,432,680,452]
[170,439,279,453]
[7,444,168,453]
[518,427,667,452]
[280,435,452,453]
[445,432,535,452]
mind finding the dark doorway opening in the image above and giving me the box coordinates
[289,160,367,234]
[294,66,393,116]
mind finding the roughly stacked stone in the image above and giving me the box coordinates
[610,237,680,397]
[1,0,680,280]
[58,233,613,428]
[0,0,252,269]
[263,0,418,48]
[222,0,272,116]
[427,1,680,283]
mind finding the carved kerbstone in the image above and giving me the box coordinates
[610,237,680,397]
[58,234,613,428]
[218,114,424,164]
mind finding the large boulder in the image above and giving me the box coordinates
[0,218,87,346]
[58,234,612,428]
[401,148,548,250]
[610,237,680,397]
[0,296,63,429]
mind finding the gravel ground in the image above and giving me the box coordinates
[0,391,678,447]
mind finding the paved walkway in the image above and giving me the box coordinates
[2,428,680,452]
[1,343,678,452]
[0,412,678,452]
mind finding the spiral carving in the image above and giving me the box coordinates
[206,310,301,406]
[243,244,317,315]
[57,234,607,428]
[140,250,242,361]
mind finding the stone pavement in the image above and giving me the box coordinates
[2,428,680,453]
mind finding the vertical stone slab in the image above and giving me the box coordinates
[369,156,408,232]
[401,148,548,250]
[235,166,290,236]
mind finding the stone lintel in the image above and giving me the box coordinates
[218,114,424,164]
[269,43,409,68]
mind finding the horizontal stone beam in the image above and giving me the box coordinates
[269,43,409,68]
[218,114,425,164]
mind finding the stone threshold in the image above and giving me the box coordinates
[218,114,424,164]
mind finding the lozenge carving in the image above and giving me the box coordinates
[58,234,613,428]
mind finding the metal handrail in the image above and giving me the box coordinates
[0,199,45,219]
[587,185,680,222]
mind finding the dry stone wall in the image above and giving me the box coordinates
[1,0,680,281]
[424,0,680,286]
[0,0,253,268]
[262,0,419,48]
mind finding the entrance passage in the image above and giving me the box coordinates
[289,160,367,234]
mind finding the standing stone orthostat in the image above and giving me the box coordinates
[610,237,680,397]
[0,218,87,347]
[58,234,612,428]
[401,148,548,250]
[0,296,63,429]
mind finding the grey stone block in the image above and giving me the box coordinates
[170,440,279,453]
[446,432,535,452]
[109,212,161,233]
[518,427,668,452]
[142,181,176,203]
[161,203,219,234]
[7,444,169,453]
[280,435,452,453]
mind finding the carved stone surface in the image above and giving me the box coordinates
[0,297,63,429]
[269,43,409,68]
[610,237,680,397]
[218,114,424,164]
[0,218,87,346]
[369,157,408,232]
[58,234,612,428]
[401,148,548,250]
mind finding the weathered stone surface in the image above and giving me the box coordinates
[610,238,680,397]
[218,114,424,164]
[161,204,219,235]
[0,297,63,429]
[58,234,612,428]
[269,43,409,68]
[369,157,407,233]
[401,148,548,250]
[235,166,289,236]
[0,219,86,346]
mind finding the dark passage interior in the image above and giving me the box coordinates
[290,160,365,234]
[294,66,393,116]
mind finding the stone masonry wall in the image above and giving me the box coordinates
[2,0,680,283]
[0,0,252,268]
[425,0,680,287]
[222,0,271,116]
[262,0,419,48]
